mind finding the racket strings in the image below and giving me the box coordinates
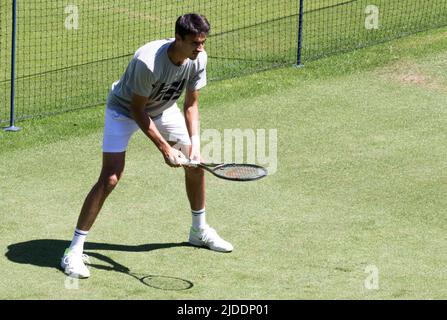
[215,165,265,179]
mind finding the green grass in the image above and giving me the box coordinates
[1,26,447,299]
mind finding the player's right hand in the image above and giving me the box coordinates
[163,146,187,167]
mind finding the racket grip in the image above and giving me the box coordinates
[179,159,200,167]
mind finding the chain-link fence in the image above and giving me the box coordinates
[1,0,447,125]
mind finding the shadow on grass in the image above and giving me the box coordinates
[5,239,194,290]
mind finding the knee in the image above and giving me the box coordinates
[99,174,120,193]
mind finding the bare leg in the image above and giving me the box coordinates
[184,165,205,211]
[170,143,205,211]
[76,152,126,231]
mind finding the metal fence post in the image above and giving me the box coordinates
[296,0,304,67]
[4,0,21,132]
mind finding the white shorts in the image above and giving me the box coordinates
[102,105,191,153]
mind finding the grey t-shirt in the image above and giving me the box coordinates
[107,38,207,118]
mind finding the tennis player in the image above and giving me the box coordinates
[61,13,233,279]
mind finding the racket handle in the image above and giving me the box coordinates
[179,159,201,167]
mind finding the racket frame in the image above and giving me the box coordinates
[183,160,267,181]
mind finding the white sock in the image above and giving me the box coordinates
[192,208,207,229]
[68,228,88,254]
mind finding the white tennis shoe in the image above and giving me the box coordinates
[60,248,90,278]
[189,225,233,252]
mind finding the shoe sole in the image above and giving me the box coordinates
[60,262,90,279]
[188,237,233,253]
[64,270,90,279]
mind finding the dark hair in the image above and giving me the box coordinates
[175,13,210,39]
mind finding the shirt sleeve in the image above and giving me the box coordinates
[125,58,155,97]
[188,52,207,91]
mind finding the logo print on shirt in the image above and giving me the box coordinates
[153,79,186,101]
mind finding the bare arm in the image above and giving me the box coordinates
[129,93,185,166]
[183,89,201,161]
[184,89,200,137]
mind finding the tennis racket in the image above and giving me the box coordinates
[181,159,268,181]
